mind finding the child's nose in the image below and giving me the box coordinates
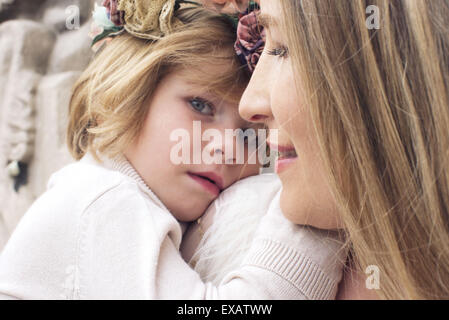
[207,134,237,165]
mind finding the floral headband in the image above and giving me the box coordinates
[90,0,265,73]
[233,1,265,73]
[90,0,200,51]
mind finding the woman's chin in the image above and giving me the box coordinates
[279,187,343,230]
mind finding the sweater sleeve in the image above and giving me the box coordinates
[156,191,346,300]
[78,183,346,300]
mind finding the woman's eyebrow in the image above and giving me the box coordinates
[257,12,277,28]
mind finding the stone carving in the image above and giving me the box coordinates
[0,20,56,192]
[0,0,96,250]
[0,0,15,11]
[5,71,38,192]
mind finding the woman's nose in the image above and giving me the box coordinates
[239,56,272,124]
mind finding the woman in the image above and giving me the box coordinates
[239,0,449,299]
[191,0,448,299]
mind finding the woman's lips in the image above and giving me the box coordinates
[275,157,298,174]
[267,142,299,174]
[187,172,223,197]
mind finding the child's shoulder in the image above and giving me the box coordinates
[43,153,151,214]
[12,154,163,249]
[47,157,127,198]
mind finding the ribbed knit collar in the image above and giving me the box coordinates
[82,152,170,213]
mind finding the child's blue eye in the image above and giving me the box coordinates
[189,98,214,116]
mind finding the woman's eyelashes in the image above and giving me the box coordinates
[266,46,289,58]
[188,97,215,116]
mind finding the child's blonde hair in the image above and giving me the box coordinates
[67,7,249,160]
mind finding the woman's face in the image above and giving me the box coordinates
[125,66,261,222]
[239,0,342,229]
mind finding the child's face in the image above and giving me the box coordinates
[124,66,262,222]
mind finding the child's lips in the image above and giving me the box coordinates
[187,171,224,197]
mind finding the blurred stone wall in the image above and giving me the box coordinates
[0,0,97,250]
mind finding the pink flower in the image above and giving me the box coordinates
[88,21,104,40]
[234,10,266,72]
[102,0,125,26]
[92,37,113,53]
[89,20,114,52]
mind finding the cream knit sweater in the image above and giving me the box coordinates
[0,153,346,300]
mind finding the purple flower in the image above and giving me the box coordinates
[234,10,266,72]
[102,0,125,26]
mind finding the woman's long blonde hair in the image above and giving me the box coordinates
[280,0,449,299]
[67,7,249,160]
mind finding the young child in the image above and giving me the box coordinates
[0,1,346,299]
